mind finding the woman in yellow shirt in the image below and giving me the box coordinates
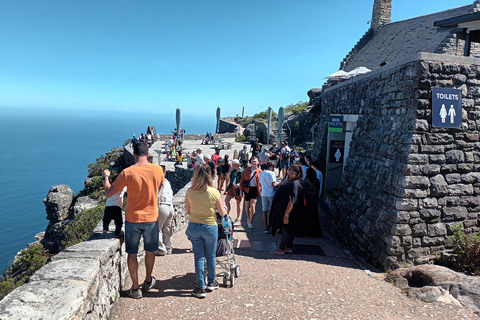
[186,163,227,298]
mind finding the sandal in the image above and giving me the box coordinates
[284,248,293,254]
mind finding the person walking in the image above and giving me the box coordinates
[258,161,276,234]
[269,165,304,254]
[225,159,243,224]
[103,142,164,299]
[279,142,291,179]
[156,165,174,256]
[186,163,227,298]
[240,157,262,229]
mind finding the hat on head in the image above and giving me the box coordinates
[133,134,135,137]
[219,158,225,163]
[204,154,211,159]
[231,159,240,165]
[243,145,247,149]
[196,148,202,152]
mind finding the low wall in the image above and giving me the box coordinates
[0,173,192,319]
[156,133,238,141]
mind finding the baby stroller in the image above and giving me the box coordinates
[215,213,240,287]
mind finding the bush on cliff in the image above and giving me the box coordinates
[83,176,105,200]
[451,225,480,275]
[285,101,308,114]
[61,206,105,249]
[0,244,49,301]
[87,148,123,178]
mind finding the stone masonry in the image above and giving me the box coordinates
[312,53,480,270]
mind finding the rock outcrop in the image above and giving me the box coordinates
[387,265,480,314]
[73,196,100,218]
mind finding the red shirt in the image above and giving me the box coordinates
[212,153,221,165]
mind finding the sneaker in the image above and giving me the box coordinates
[264,229,270,234]
[234,219,239,224]
[155,250,166,256]
[192,287,206,298]
[248,222,254,229]
[142,276,156,292]
[206,281,219,292]
[126,287,142,299]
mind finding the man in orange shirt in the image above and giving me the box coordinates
[103,143,164,299]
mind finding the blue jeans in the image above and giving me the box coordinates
[186,222,218,289]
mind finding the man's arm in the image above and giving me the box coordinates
[102,169,119,198]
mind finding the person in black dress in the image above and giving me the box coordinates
[269,165,304,254]
[296,167,322,237]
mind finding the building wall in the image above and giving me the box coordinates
[313,53,480,270]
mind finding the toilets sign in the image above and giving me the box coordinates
[432,88,462,128]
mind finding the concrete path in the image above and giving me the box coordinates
[110,137,478,319]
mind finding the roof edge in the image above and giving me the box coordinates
[326,52,480,93]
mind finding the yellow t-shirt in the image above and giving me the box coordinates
[186,186,220,226]
[112,163,164,223]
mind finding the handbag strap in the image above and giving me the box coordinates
[247,170,256,182]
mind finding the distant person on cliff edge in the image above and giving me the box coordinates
[130,134,138,148]
[103,142,164,299]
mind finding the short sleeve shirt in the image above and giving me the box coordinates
[186,187,220,225]
[112,164,164,223]
[259,170,276,197]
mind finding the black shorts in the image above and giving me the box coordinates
[244,187,258,201]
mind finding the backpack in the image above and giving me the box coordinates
[282,148,290,160]
[240,150,248,161]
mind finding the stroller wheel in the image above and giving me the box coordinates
[229,272,235,287]
[223,274,228,287]
[234,265,240,278]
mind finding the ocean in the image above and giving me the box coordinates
[0,107,216,272]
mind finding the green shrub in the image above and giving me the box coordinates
[251,109,277,121]
[0,244,49,301]
[451,225,480,275]
[61,206,105,249]
[87,148,122,178]
[295,146,304,152]
[285,101,308,114]
[235,135,247,142]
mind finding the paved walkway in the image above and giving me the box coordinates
[110,138,478,319]
[109,208,478,319]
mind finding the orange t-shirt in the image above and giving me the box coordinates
[112,163,164,223]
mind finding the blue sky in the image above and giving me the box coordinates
[0,0,473,117]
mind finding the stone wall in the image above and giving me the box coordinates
[312,53,480,270]
[218,118,242,134]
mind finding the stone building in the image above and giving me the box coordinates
[309,0,480,270]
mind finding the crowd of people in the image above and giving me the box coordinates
[101,135,324,299]
[189,139,324,253]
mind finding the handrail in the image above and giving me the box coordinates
[285,121,292,142]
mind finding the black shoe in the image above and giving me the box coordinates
[264,229,270,234]
[206,281,219,292]
[192,287,206,298]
